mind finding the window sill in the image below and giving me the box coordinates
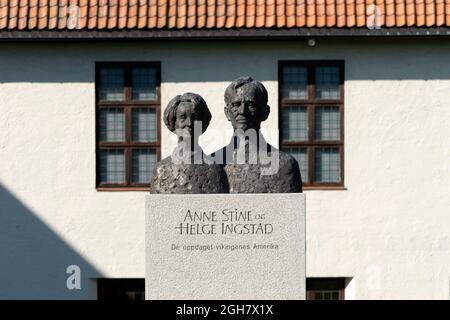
[97,187,346,192]
[303,186,347,191]
[96,187,150,192]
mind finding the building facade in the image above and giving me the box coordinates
[0,1,450,299]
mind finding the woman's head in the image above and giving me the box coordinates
[163,93,212,135]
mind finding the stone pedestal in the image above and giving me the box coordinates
[145,193,306,300]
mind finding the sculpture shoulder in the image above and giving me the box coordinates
[149,157,173,193]
[150,155,229,194]
[258,144,298,169]
[152,156,174,174]
[155,156,173,167]
[277,149,300,171]
[270,147,302,191]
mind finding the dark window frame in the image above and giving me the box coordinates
[97,278,145,300]
[306,277,346,300]
[279,60,345,189]
[95,62,161,191]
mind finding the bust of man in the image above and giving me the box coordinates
[211,77,302,193]
[150,93,228,194]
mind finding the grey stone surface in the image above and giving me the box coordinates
[145,193,305,300]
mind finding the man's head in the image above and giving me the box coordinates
[164,92,211,136]
[224,77,270,131]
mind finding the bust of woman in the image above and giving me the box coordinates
[150,93,228,194]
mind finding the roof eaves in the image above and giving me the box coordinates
[1,27,450,41]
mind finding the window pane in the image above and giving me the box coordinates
[99,68,125,101]
[315,147,341,183]
[315,66,340,99]
[313,290,340,300]
[132,149,157,183]
[282,107,308,141]
[99,108,125,142]
[126,292,145,300]
[132,108,157,142]
[282,147,308,183]
[99,150,125,183]
[132,67,157,100]
[282,66,308,99]
[315,106,340,140]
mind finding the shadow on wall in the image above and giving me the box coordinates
[1,40,450,83]
[0,185,102,299]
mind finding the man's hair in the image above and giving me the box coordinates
[163,92,212,132]
[224,76,268,106]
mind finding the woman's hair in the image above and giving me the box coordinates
[163,93,212,133]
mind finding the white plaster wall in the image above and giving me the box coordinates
[0,39,449,299]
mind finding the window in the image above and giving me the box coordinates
[97,279,145,300]
[96,62,160,190]
[279,61,344,188]
[306,278,346,300]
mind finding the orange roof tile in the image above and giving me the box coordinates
[355,0,365,27]
[405,0,415,26]
[0,0,450,30]
[285,0,295,27]
[138,0,148,28]
[447,0,450,25]
[197,0,207,27]
[336,0,346,27]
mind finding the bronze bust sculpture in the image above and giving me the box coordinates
[211,77,302,193]
[150,78,302,194]
[150,93,228,193]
